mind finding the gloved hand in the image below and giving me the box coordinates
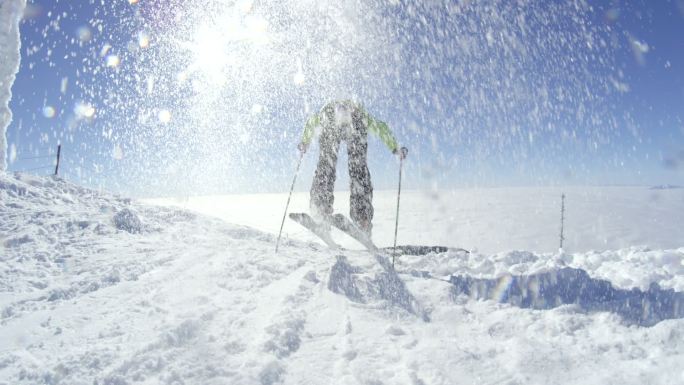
[393,146,408,160]
[297,142,308,154]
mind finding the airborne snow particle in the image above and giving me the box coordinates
[9,143,16,163]
[126,41,138,53]
[146,77,154,94]
[250,104,263,114]
[485,30,495,45]
[100,43,112,57]
[113,144,124,160]
[628,35,649,66]
[293,58,305,85]
[610,77,630,93]
[293,70,305,86]
[60,77,68,94]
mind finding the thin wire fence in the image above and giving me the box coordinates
[10,147,57,174]
[20,165,54,173]
[6,146,575,252]
[14,155,53,161]
[7,145,132,193]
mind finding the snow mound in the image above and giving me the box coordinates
[449,267,684,327]
[0,172,245,313]
[400,246,684,292]
[113,208,142,233]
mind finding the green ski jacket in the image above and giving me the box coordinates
[300,100,398,153]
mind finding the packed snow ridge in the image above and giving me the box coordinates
[1,172,683,384]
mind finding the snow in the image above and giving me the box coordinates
[1,172,683,384]
[147,187,684,255]
[0,0,25,171]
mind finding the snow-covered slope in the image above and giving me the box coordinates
[1,173,683,384]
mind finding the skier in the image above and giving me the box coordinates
[297,100,407,238]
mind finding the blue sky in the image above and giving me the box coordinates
[5,0,684,196]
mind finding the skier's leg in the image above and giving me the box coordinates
[310,108,340,224]
[348,111,373,236]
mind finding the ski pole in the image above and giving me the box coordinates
[275,152,304,253]
[392,147,407,267]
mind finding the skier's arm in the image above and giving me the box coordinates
[300,114,320,146]
[364,111,398,153]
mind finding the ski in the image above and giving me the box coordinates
[381,245,469,256]
[291,213,465,259]
[288,212,340,249]
[330,213,379,252]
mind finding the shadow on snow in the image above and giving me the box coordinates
[449,267,684,327]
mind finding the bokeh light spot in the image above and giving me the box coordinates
[76,26,92,42]
[138,31,150,48]
[42,106,56,118]
[74,102,96,119]
[106,54,120,68]
[158,109,172,124]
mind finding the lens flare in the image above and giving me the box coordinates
[106,54,120,68]
[74,102,95,119]
[158,109,171,124]
[76,26,92,42]
[138,31,150,48]
[42,106,56,118]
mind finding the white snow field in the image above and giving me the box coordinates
[2,172,684,384]
[148,187,684,257]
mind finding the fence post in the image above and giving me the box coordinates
[54,144,61,175]
[559,193,565,250]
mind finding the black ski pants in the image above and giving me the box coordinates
[310,107,373,231]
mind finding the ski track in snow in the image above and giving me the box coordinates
[1,173,683,384]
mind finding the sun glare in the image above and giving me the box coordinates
[184,9,270,85]
[189,26,234,83]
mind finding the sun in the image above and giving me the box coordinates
[181,8,271,85]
